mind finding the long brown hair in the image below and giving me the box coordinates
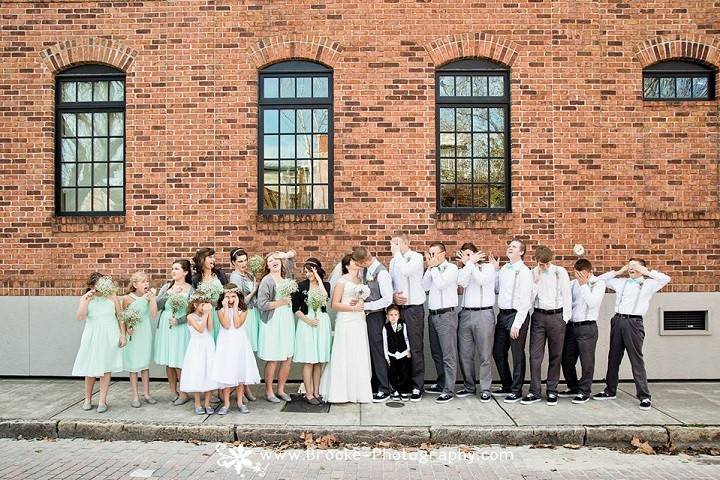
[193,247,221,278]
[85,272,103,293]
[261,251,287,278]
[216,283,248,311]
[170,259,192,287]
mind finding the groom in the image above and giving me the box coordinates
[352,247,394,402]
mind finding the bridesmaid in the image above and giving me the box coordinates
[192,247,228,342]
[229,248,260,402]
[154,259,195,406]
[292,258,332,405]
[256,250,296,402]
[120,271,157,408]
[72,272,126,413]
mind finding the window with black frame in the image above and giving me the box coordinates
[55,64,125,216]
[436,59,511,212]
[258,60,333,213]
[643,60,715,101]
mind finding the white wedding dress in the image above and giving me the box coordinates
[319,277,373,403]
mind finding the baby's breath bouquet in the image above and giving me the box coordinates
[119,307,141,341]
[166,292,188,329]
[276,278,299,299]
[197,281,223,303]
[247,255,265,276]
[307,288,328,315]
[94,276,116,297]
[352,284,371,301]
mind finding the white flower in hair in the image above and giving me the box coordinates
[572,244,586,257]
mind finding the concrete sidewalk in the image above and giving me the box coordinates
[1,379,718,449]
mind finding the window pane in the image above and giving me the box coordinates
[440,183,456,207]
[439,108,454,132]
[490,185,505,208]
[489,133,504,157]
[313,160,328,183]
[279,160,295,184]
[61,139,76,163]
[280,77,295,98]
[296,135,311,158]
[263,161,279,185]
[472,108,488,132]
[490,158,505,182]
[313,185,328,209]
[93,163,108,186]
[109,81,124,101]
[109,112,124,136]
[440,159,454,183]
[456,133,471,158]
[456,76,471,96]
[77,82,93,102]
[313,134,329,158]
[439,133,454,157]
[693,77,709,98]
[280,135,295,158]
[660,77,675,98]
[313,77,328,97]
[109,163,123,186]
[93,138,108,163]
[296,185,312,209]
[473,134,488,157]
[93,113,108,136]
[77,113,92,137]
[473,158,489,183]
[77,188,92,211]
[456,184,472,207]
[109,187,123,211]
[438,76,454,96]
[61,164,76,187]
[474,184,489,208]
[489,108,504,132]
[676,78,692,98]
[93,81,108,102]
[61,82,76,102]
[263,185,279,209]
[280,109,295,133]
[297,109,312,133]
[78,164,92,186]
[456,108,471,132]
[313,109,328,133]
[263,77,279,99]
[297,160,311,184]
[297,78,312,97]
[643,77,659,98]
[61,113,76,137]
[263,135,278,159]
[472,76,488,97]
[93,188,108,211]
[109,138,123,162]
[61,189,76,212]
[263,109,279,133]
[488,76,504,96]
[77,139,92,162]
[280,186,297,209]
[456,159,471,182]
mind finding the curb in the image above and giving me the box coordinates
[667,426,720,450]
[0,420,58,440]
[430,426,585,446]
[236,425,430,446]
[585,426,668,448]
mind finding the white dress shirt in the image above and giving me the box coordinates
[597,269,671,316]
[421,260,459,310]
[458,262,496,308]
[389,249,427,306]
[531,264,573,322]
[383,321,411,362]
[570,276,606,322]
[363,259,394,312]
[496,260,533,329]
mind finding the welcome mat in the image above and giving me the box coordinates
[281,394,331,413]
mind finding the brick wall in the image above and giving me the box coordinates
[0,0,718,296]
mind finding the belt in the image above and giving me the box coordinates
[498,308,517,314]
[463,306,494,311]
[570,320,596,326]
[400,304,421,309]
[535,308,563,315]
[616,313,643,320]
[429,307,453,315]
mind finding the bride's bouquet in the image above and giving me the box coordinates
[352,284,371,301]
[307,288,328,315]
[166,292,188,329]
[276,278,299,299]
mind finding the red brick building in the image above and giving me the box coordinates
[1,1,718,378]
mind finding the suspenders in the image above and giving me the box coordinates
[510,269,520,309]
[533,266,561,309]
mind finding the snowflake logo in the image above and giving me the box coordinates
[215,444,267,477]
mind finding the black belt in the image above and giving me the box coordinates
[535,308,563,315]
[463,306,494,311]
[616,314,643,320]
[400,304,421,309]
[498,308,517,314]
[570,320,596,326]
[429,307,453,315]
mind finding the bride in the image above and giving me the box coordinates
[319,254,373,403]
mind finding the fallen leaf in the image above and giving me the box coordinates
[631,436,655,455]
[562,444,582,450]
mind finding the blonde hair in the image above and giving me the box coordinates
[127,271,148,294]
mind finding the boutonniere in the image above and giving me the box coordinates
[367,274,375,282]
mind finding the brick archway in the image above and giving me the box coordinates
[248,36,343,70]
[634,35,720,68]
[424,33,520,68]
[40,37,138,74]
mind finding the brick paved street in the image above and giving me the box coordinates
[0,438,718,480]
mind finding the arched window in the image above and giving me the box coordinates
[55,64,125,215]
[643,60,715,100]
[258,60,333,213]
[436,59,510,212]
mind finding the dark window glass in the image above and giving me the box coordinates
[642,60,715,101]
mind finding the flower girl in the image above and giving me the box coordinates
[180,294,218,415]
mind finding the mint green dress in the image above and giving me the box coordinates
[122,294,153,373]
[257,290,295,361]
[154,289,191,369]
[199,278,223,342]
[293,309,332,364]
[72,297,123,377]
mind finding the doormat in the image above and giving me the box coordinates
[281,394,331,413]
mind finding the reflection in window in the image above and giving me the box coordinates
[643,60,714,100]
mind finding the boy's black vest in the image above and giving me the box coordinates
[384,321,408,354]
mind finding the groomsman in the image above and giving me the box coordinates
[421,242,460,403]
[352,247,394,403]
[593,259,671,410]
[522,245,572,406]
[389,231,427,402]
[560,258,606,404]
[456,243,497,402]
[491,238,533,403]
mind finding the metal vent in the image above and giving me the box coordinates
[662,311,708,331]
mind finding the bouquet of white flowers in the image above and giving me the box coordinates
[166,292,188,329]
[307,288,328,315]
[276,278,299,299]
[119,307,141,341]
[197,281,223,303]
[247,255,265,276]
[352,284,371,301]
[94,276,116,297]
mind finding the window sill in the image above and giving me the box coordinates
[255,213,335,232]
[52,215,126,233]
[432,211,513,231]
[642,209,720,228]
